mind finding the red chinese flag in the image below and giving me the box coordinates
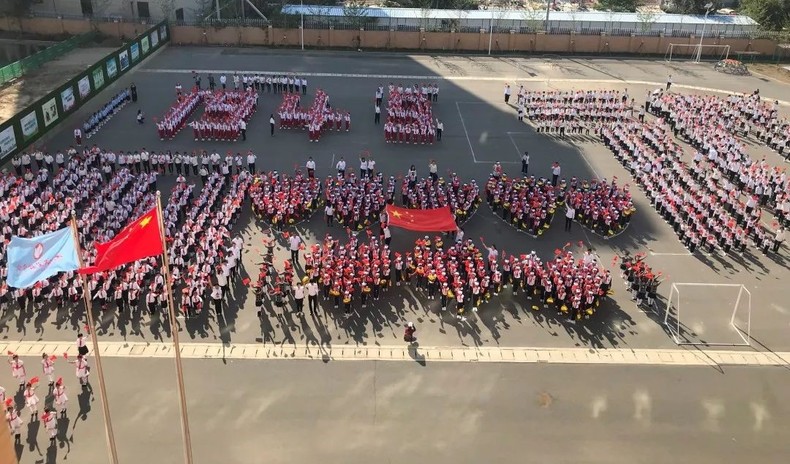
[79,207,164,274]
[385,205,456,232]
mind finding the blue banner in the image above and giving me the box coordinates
[6,227,80,289]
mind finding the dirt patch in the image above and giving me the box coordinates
[749,63,790,84]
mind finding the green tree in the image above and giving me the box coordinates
[740,0,790,31]
[596,0,643,13]
[666,0,721,14]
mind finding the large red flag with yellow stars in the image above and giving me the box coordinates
[385,204,457,232]
[79,207,164,274]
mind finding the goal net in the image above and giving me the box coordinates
[664,44,730,62]
[664,283,751,346]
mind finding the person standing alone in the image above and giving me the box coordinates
[565,204,575,232]
[551,162,561,187]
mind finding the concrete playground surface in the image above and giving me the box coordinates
[1,48,788,463]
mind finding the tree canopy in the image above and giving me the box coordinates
[596,0,643,13]
[664,0,721,15]
[740,0,790,31]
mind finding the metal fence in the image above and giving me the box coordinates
[0,31,96,85]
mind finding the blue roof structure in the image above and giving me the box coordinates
[281,5,759,26]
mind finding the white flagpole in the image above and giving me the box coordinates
[155,192,194,464]
[70,213,120,464]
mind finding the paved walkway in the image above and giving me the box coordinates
[4,340,789,366]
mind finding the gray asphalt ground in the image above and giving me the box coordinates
[2,358,789,464]
[3,48,789,352]
[3,48,790,464]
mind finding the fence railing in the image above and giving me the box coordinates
[0,31,96,85]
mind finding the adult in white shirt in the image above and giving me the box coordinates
[292,283,305,313]
[288,234,302,264]
[306,282,319,315]
[239,119,247,141]
[211,285,223,316]
[246,151,256,173]
[336,157,346,176]
[565,205,575,232]
[551,162,561,187]
[325,204,334,227]
[360,157,369,178]
[306,157,316,178]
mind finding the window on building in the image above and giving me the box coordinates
[175,8,184,21]
[137,1,150,19]
[80,0,94,16]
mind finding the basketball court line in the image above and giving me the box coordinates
[2,340,788,367]
[139,69,790,105]
[456,102,520,165]
[455,101,481,164]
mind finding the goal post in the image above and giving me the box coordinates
[664,282,751,346]
[664,43,730,62]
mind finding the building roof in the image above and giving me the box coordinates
[281,5,759,26]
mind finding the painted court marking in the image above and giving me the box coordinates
[140,69,790,105]
[455,101,481,164]
[2,340,788,367]
[457,102,520,165]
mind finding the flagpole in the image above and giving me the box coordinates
[69,213,120,464]
[155,191,194,464]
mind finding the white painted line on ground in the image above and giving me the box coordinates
[507,133,525,163]
[3,340,788,367]
[139,69,790,105]
[455,101,479,164]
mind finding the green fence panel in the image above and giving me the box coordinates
[0,21,170,166]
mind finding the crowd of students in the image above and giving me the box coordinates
[277,90,350,141]
[156,91,202,140]
[82,88,132,138]
[188,89,257,141]
[602,118,773,254]
[485,175,559,236]
[398,174,480,224]
[518,88,634,135]
[648,90,789,222]
[564,178,635,237]
[616,252,663,308]
[249,170,322,228]
[383,83,437,144]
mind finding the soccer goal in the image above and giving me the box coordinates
[664,44,730,62]
[664,283,751,346]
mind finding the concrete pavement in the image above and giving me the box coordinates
[1,357,788,464]
[5,48,789,352]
